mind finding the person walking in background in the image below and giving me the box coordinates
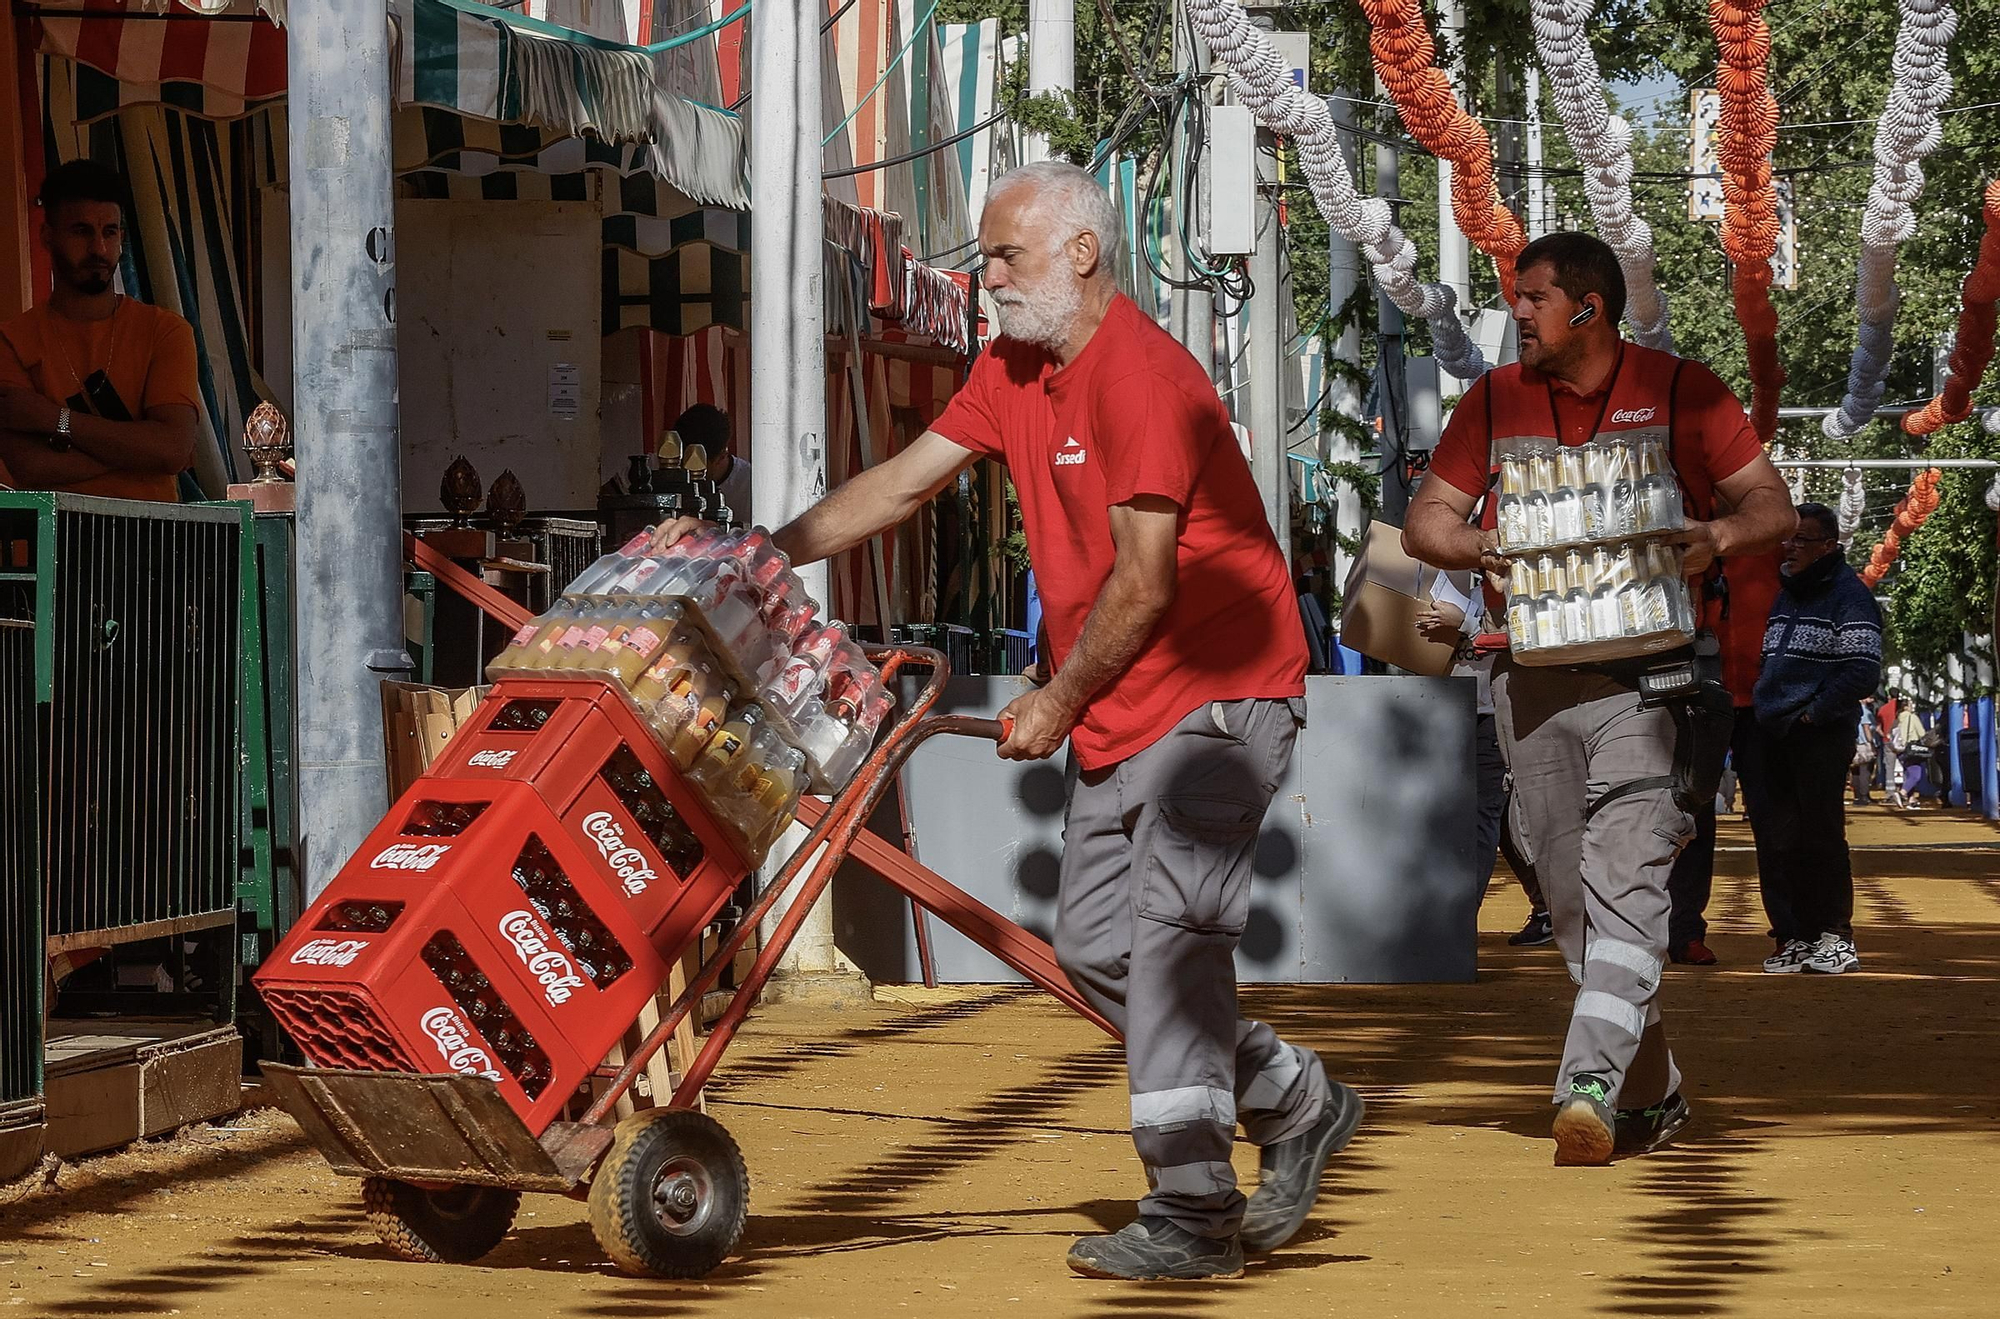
[1749,504,1883,975]
[1852,696,1882,806]
[1888,697,1929,810]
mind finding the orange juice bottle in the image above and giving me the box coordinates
[670,681,735,770]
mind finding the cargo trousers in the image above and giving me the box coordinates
[1492,662,1692,1112]
[1054,696,1331,1240]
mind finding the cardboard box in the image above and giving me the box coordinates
[379,681,488,799]
[1339,521,1462,677]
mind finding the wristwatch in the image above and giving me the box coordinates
[49,405,73,452]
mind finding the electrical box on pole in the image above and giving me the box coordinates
[1208,105,1257,255]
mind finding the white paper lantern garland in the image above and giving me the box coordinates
[1839,465,1868,541]
[1823,0,1959,440]
[1529,0,1672,351]
[1186,0,1490,380]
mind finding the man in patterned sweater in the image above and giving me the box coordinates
[1748,502,1884,975]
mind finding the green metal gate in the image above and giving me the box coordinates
[0,612,40,1113]
[0,493,255,1024]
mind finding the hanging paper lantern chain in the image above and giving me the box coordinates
[1860,466,1943,588]
[1360,0,1528,303]
[1904,179,2000,437]
[1707,0,1788,443]
[1837,465,1867,542]
[1186,0,1488,380]
[1824,0,1959,439]
[1529,0,1671,350]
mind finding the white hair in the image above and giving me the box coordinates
[985,162,1123,270]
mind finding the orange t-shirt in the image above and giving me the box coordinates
[0,298,201,502]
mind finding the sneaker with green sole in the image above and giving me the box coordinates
[1552,1073,1616,1166]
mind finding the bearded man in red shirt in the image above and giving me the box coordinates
[654,162,1359,1279]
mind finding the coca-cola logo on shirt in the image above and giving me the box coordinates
[288,937,369,968]
[372,842,451,871]
[497,910,588,1005]
[580,810,655,896]
[1610,407,1659,425]
[419,1006,504,1082]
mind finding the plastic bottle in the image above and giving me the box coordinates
[1531,554,1564,650]
[563,529,657,596]
[1635,438,1681,533]
[1581,443,1616,540]
[1607,440,1637,537]
[670,682,736,770]
[689,704,767,794]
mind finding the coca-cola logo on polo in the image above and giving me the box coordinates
[419,1006,504,1082]
[497,910,588,1005]
[579,811,655,896]
[372,842,451,871]
[288,937,368,968]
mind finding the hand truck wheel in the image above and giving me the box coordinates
[588,1108,749,1278]
[362,1176,521,1264]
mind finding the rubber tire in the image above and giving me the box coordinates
[588,1108,749,1279]
[362,1177,521,1264]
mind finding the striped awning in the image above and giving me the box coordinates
[31,0,747,207]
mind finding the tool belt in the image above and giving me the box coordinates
[1581,635,1735,820]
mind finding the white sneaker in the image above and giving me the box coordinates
[1763,939,1816,974]
[1804,933,1860,974]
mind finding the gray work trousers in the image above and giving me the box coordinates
[1492,663,1692,1111]
[1055,697,1330,1239]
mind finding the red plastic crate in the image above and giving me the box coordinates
[256,676,756,1135]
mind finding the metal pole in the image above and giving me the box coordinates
[1771,458,2000,470]
[1168,0,1213,375]
[289,0,409,899]
[751,0,837,976]
[1246,130,1288,566]
[1375,105,1411,523]
[1524,66,1549,238]
[1326,89,1364,585]
[1434,0,1470,395]
[1025,0,1074,163]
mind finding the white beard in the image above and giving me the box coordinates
[991,273,1084,352]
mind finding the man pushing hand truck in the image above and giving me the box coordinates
[653,161,1364,1280]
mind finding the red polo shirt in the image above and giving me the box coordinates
[930,294,1306,768]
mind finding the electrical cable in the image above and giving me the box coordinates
[823,0,943,147]
[822,107,1009,178]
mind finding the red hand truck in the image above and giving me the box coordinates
[255,646,1115,1279]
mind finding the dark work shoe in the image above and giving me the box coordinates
[1508,911,1555,946]
[1669,939,1719,966]
[1614,1091,1692,1158]
[1065,1216,1244,1280]
[1552,1073,1616,1166]
[1240,1081,1366,1252]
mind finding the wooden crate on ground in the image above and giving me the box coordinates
[379,681,487,798]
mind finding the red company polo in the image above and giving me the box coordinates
[1428,343,1766,611]
[930,293,1306,768]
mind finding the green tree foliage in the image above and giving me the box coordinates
[937,0,1999,674]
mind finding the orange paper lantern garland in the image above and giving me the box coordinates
[1903,180,2000,437]
[1707,0,1787,443]
[1860,467,1944,588]
[1360,0,1528,303]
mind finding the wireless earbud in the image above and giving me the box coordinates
[1568,303,1598,328]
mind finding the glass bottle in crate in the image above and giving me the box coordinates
[1551,448,1589,544]
[1560,550,1592,644]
